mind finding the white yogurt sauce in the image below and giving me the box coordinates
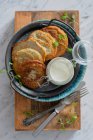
[46,57,74,85]
[50,61,70,82]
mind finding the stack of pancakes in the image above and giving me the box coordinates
[12,26,68,89]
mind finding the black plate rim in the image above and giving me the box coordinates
[5,19,81,98]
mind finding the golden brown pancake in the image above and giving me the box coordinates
[28,36,55,61]
[42,26,68,56]
[12,40,46,62]
[29,30,57,60]
[13,48,43,74]
[14,48,43,62]
[14,60,46,89]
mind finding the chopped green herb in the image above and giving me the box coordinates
[23,111,34,118]
[0,69,6,74]
[58,34,67,40]
[67,48,72,53]
[58,118,65,129]
[71,115,77,122]
[53,41,59,47]
[66,115,77,125]
[14,75,21,80]
[58,118,62,124]
[57,114,78,129]
[66,119,72,125]
[69,14,76,25]
[60,12,69,20]
[59,34,63,40]
[60,13,76,26]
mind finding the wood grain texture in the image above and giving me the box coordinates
[14,11,80,130]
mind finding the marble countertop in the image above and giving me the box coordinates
[0,0,93,140]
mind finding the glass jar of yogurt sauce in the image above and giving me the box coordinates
[38,40,93,87]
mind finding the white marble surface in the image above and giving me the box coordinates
[0,0,93,140]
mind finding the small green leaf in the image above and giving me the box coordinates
[58,118,62,123]
[71,115,77,122]
[67,48,72,53]
[53,41,59,47]
[60,12,69,20]
[57,118,65,129]
[69,15,76,25]
[57,114,78,129]
[66,115,77,125]
[58,34,67,40]
[66,119,72,125]
[0,69,6,74]
[58,34,63,40]
[72,60,76,68]
[14,75,21,80]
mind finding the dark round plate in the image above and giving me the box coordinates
[5,19,81,99]
[17,25,80,93]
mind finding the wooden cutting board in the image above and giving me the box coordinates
[14,11,80,130]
